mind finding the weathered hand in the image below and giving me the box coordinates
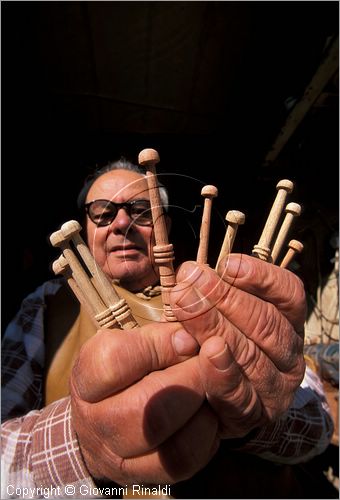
[70,322,219,485]
[169,253,306,439]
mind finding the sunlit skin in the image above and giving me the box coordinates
[71,253,307,485]
[85,169,160,291]
[69,169,309,487]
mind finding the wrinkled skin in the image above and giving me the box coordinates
[70,254,306,485]
[85,169,159,291]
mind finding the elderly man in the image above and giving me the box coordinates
[1,157,333,498]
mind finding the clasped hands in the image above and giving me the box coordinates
[70,254,306,485]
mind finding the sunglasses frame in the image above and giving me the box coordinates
[84,198,153,227]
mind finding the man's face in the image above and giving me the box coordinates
[85,169,159,291]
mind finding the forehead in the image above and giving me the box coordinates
[86,169,149,202]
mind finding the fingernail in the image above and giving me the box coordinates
[209,345,229,371]
[175,286,205,313]
[177,261,205,284]
[223,256,250,279]
[173,329,199,356]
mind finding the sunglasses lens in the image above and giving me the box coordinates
[130,201,153,225]
[88,200,117,226]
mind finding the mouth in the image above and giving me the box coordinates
[108,244,143,256]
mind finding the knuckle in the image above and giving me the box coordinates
[236,340,261,375]
[282,273,307,318]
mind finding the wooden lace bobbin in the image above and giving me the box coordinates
[271,202,302,264]
[50,228,118,330]
[215,210,246,271]
[196,185,218,265]
[50,230,118,330]
[138,148,176,321]
[60,220,138,329]
[52,255,102,329]
[280,239,304,269]
[252,179,294,261]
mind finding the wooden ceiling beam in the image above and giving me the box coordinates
[263,35,339,167]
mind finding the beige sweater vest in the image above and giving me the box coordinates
[44,282,163,405]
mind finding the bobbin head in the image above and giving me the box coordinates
[61,220,82,239]
[50,220,82,247]
[288,239,304,253]
[52,255,69,275]
[49,229,66,247]
[276,179,294,193]
[226,210,246,225]
[285,202,301,216]
[138,149,160,166]
[201,185,218,198]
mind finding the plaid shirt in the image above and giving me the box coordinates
[1,280,334,498]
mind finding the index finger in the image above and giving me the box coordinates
[177,254,306,333]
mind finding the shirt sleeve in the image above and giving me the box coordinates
[1,280,63,421]
[228,365,334,464]
[1,280,334,483]
[1,397,101,499]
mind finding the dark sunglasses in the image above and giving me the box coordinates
[84,199,153,227]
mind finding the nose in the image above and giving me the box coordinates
[109,207,134,233]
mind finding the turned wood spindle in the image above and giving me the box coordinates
[280,239,304,269]
[50,228,118,329]
[138,148,176,322]
[271,202,301,264]
[52,255,101,328]
[196,185,218,265]
[252,179,294,261]
[60,220,138,329]
[215,210,245,271]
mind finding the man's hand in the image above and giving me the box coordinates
[70,253,306,484]
[70,322,219,485]
[169,254,307,439]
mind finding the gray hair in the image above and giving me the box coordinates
[77,157,169,211]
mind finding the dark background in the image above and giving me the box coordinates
[2,1,339,328]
